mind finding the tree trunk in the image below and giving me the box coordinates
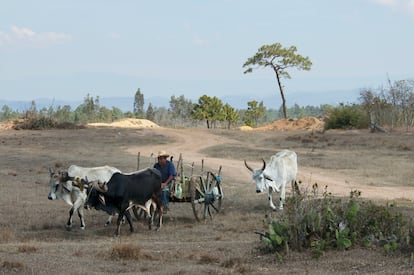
[273,68,287,118]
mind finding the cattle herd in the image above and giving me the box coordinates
[48,150,298,237]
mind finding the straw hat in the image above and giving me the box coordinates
[157,150,170,158]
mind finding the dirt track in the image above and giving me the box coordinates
[128,127,414,202]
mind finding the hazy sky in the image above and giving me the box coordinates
[1,0,413,106]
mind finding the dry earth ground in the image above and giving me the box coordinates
[0,118,414,274]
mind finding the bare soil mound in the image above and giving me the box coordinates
[240,117,325,131]
[87,118,160,129]
[0,120,16,130]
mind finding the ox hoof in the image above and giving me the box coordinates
[80,226,85,230]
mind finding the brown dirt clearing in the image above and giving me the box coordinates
[0,118,413,274]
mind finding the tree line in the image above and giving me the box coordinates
[1,78,413,131]
[0,90,327,129]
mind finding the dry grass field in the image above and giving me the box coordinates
[1,120,414,274]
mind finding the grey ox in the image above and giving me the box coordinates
[244,149,297,210]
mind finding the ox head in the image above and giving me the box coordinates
[48,168,68,200]
[244,159,274,193]
[85,180,108,210]
[48,168,89,200]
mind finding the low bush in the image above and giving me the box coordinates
[325,104,369,129]
[13,116,83,130]
[256,183,413,258]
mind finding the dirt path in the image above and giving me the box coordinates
[125,127,414,203]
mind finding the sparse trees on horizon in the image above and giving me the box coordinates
[133,88,145,118]
[2,78,413,131]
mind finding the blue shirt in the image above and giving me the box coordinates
[153,160,176,182]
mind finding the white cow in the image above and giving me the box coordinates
[48,168,88,229]
[244,150,297,210]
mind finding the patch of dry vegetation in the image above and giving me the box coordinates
[0,228,16,243]
[18,244,38,253]
[110,243,154,261]
[1,260,25,273]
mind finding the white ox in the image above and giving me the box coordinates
[244,150,297,210]
[48,168,88,229]
[66,165,122,226]
[48,165,121,228]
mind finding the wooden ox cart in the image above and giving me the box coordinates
[137,153,223,221]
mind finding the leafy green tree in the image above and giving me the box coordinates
[124,111,135,118]
[110,107,123,121]
[244,100,265,127]
[289,103,304,118]
[0,105,19,121]
[153,106,169,126]
[97,106,112,122]
[74,94,100,123]
[146,103,155,121]
[169,95,193,126]
[223,103,239,129]
[133,88,145,118]
[192,95,224,128]
[243,43,312,118]
[54,105,72,122]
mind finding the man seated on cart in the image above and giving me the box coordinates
[153,150,176,213]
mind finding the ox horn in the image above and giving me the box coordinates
[92,181,108,193]
[244,160,254,172]
[261,158,266,171]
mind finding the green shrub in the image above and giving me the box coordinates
[325,104,369,130]
[256,184,413,258]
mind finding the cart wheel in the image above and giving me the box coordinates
[190,171,223,222]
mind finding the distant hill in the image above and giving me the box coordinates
[0,90,358,112]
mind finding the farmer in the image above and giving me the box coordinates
[153,150,176,213]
